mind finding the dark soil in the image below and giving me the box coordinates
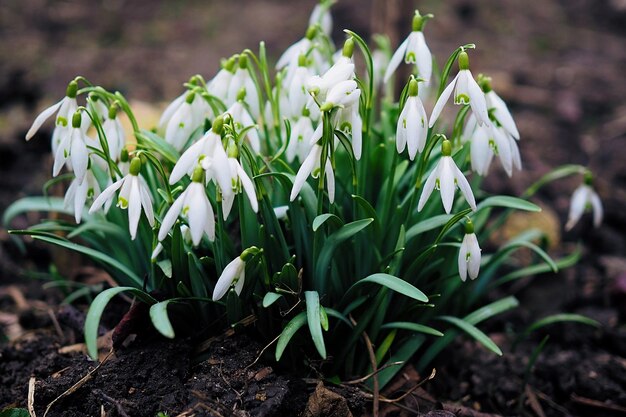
[2,0,626,416]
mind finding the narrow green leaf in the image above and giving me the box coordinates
[262,292,282,308]
[464,296,520,324]
[32,235,143,287]
[381,321,444,337]
[525,313,600,336]
[275,311,307,361]
[85,287,156,359]
[348,273,428,303]
[3,196,89,226]
[149,300,176,339]
[305,291,326,359]
[477,196,541,213]
[312,213,344,232]
[0,408,30,417]
[438,315,502,356]
[494,248,581,286]
[405,214,452,242]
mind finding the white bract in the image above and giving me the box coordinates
[565,182,603,230]
[418,140,476,214]
[158,172,216,246]
[89,157,155,240]
[53,111,93,184]
[430,51,489,128]
[64,169,102,223]
[384,11,433,85]
[458,226,481,281]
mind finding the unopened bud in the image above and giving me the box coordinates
[191,166,205,183]
[66,80,78,99]
[238,54,248,70]
[129,157,142,176]
[458,51,470,71]
[408,79,419,97]
[342,38,355,58]
[185,92,196,104]
[71,111,82,128]
[212,115,225,134]
[108,105,118,120]
[464,219,474,234]
[441,139,452,156]
[305,25,318,40]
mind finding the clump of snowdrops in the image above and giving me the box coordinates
[6,1,603,388]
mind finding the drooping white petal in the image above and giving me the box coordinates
[158,190,186,241]
[158,94,185,131]
[325,80,358,107]
[396,104,409,154]
[493,127,513,177]
[138,179,154,227]
[458,237,469,282]
[417,159,442,211]
[414,32,433,83]
[237,163,259,213]
[467,233,481,280]
[470,126,494,176]
[453,161,477,211]
[127,177,142,240]
[70,130,89,184]
[89,178,124,213]
[487,91,519,139]
[465,71,490,126]
[234,267,245,295]
[439,157,457,214]
[290,145,320,201]
[405,98,421,160]
[52,133,70,177]
[26,99,64,140]
[565,185,588,231]
[383,36,409,84]
[350,107,363,160]
[73,179,89,224]
[324,159,335,204]
[169,136,206,184]
[429,73,459,128]
[212,257,245,301]
[590,190,603,228]
[186,184,208,246]
[165,102,195,151]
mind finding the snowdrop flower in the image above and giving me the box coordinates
[151,225,191,261]
[277,26,325,74]
[169,116,232,198]
[308,39,355,102]
[158,167,215,246]
[418,139,477,214]
[102,105,126,162]
[480,76,520,140]
[396,79,428,160]
[212,247,260,301]
[565,175,603,230]
[286,110,315,163]
[162,92,207,151]
[26,80,80,141]
[274,205,289,220]
[290,143,335,204]
[319,79,360,111]
[309,1,333,37]
[215,143,259,220]
[89,157,155,240]
[225,96,260,153]
[227,55,260,119]
[64,169,101,223]
[53,111,91,184]
[336,95,363,160]
[207,58,236,104]
[430,51,489,128]
[458,220,481,281]
[372,48,390,89]
[287,55,316,119]
[384,10,433,85]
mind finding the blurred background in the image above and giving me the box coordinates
[1,0,625,250]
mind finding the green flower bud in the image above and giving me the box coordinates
[191,166,205,183]
[238,54,248,70]
[584,171,594,185]
[464,219,474,234]
[478,74,492,93]
[212,115,225,134]
[298,54,307,67]
[320,102,334,112]
[408,78,419,97]
[185,92,196,104]
[108,104,118,120]
[302,107,310,118]
[224,56,237,72]
[66,80,78,99]
[412,11,424,31]
[305,25,318,40]
[441,139,452,156]
[120,147,129,163]
[71,111,82,128]
[342,37,355,58]
[226,139,238,158]
[458,51,470,71]
[236,87,247,102]
[129,157,142,176]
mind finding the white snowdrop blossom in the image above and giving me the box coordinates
[227,55,260,118]
[396,79,428,160]
[158,168,216,246]
[286,112,315,163]
[485,88,519,140]
[102,106,126,162]
[290,144,335,204]
[384,11,433,85]
[169,117,232,198]
[307,40,355,102]
[208,58,236,103]
[25,81,80,141]
[430,51,490,128]
[458,222,481,281]
[336,97,363,160]
[89,157,155,240]
[418,140,477,214]
[215,153,259,220]
[225,100,261,153]
[212,256,246,301]
[287,58,316,119]
[162,92,206,151]
[565,180,603,231]
[53,111,92,184]
[309,2,333,37]
[64,169,102,223]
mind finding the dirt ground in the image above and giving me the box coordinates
[1,0,626,416]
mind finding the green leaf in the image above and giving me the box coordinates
[504,240,558,273]
[314,218,373,293]
[494,248,581,286]
[136,129,180,164]
[524,164,587,198]
[275,311,307,361]
[348,273,428,303]
[477,196,541,213]
[305,291,326,359]
[524,313,600,336]
[438,315,502,356]
[85,287,156,359]
[405,214,452,242]
[381,321,443,337]
[31,235,143,287]
[0,408,30,417]
[3,196,89,227]
[464,296,520,325]
[262,292,282,308]
[157,259,173,278]
[149,300,176,339]
[312,213,344,232]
